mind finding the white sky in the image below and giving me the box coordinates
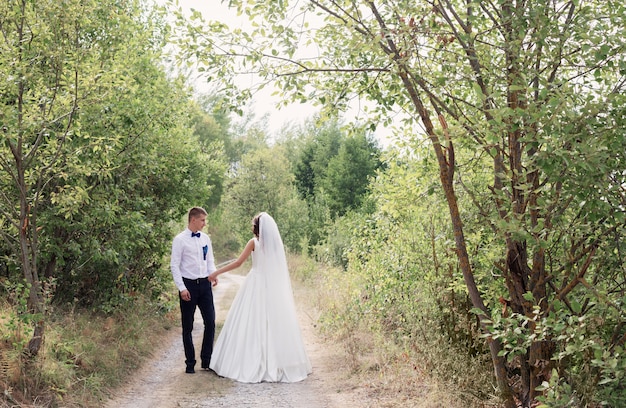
[160,0,395,146]
[164,0,321,134]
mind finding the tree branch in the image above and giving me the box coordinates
[548,246,596,314]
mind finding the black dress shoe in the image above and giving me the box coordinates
[186,366,195,374]
[201,361,210,370]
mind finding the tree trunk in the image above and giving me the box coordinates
[27,320,45,356]
[444,160,514,408]
[20,205,45,356]
[401,80,516,406]
[13,0,46,357]
[506,239,556,406]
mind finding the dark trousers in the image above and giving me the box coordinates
[180,277,215,368]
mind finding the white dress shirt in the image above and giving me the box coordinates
[170,228,217,292]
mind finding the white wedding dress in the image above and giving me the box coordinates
[210,214,312,383]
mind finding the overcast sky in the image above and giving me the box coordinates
[164,0,321,135]
[160,0,394,146]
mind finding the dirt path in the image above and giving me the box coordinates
[104,273,360,408]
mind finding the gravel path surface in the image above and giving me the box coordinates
[104,273,356,408]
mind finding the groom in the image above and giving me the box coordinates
[170,207,217,374]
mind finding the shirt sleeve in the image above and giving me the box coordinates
[205,237,217,275]
[170,235,187,292]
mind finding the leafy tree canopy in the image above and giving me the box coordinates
[174,1,626,406]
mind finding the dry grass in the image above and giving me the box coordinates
[294,254,501,408]
[0,295,178,408]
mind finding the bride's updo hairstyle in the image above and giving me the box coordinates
[252,213,261,237]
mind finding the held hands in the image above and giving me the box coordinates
[208,273,218,287]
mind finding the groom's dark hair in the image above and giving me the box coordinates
[188,207,208,222]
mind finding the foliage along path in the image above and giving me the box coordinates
[103,273,360,408]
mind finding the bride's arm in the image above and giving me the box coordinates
[209,239,255,279]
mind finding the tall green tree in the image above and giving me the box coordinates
[0,0,214,354]
[321,132,382,217]
[189,100,229,210]
[289,119,381,247]
[293,120,343,200]
[0,0,123,355]
[221,144,308,252]
[177,1,626,406]
[289,121,343,249]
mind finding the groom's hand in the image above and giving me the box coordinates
[208,275,218,287]
[180,289,191,301]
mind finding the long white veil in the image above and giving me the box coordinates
[256,212,295,310]
[257,213,290,284]
[255,213,310,375]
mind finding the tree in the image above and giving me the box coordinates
[0,0,214,354]
[288,119,381,248]
[293,121,382,209]
[177,1,626,406]
[189,99,229,210]
[293,120,343,200]
[221,145,307,251]
[0,0,124,355]
[321,132,382,217]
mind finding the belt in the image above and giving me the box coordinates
[183,277,208,284]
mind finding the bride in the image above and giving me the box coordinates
[208,212,312,383]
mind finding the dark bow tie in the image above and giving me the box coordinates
[191,232,201,238]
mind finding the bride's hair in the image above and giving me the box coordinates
[252,213,261,237]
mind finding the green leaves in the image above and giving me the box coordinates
[169,0,626,404]
[0,0,227,313]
